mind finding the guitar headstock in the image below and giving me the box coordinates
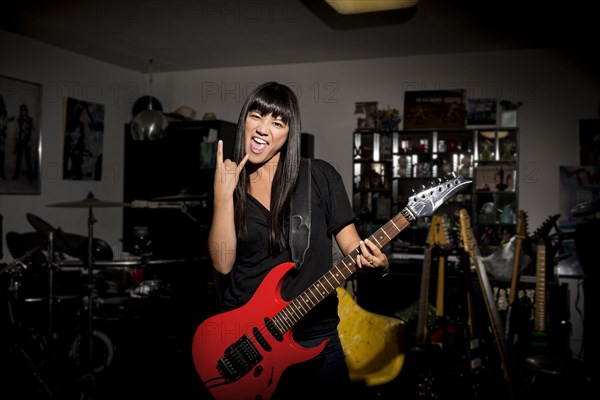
[406,174,471,219]
[516,209,527,238]
[427,214,454,249]
[459,208,477,258]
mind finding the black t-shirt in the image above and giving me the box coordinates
[221,159,355,339]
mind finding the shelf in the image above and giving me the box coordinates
[352,127,519,247]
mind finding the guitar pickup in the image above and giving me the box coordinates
[217,334,264,381]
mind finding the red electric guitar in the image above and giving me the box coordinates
[192,175,471,400]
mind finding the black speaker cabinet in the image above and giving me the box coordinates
[123,120,236,259]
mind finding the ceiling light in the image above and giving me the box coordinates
[130,59,168,141]
[324,0,418,14]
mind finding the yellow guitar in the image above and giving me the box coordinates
[336,286,406,386]
[505,210,529,347]
[416,214,453,347]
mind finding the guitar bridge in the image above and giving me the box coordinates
[217,334,263,381]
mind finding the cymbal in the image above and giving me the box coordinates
[26,213,55,237]
[48,192,129,208]
[6,230,86,260]
[25,213,84,257]
[5,231,46,260]
[152,192,207,202]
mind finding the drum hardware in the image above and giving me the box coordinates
[131,198,201,223]
[58,258,186,269]
[2,245,55,399]
[131,225,152,256]
[47,192,128,394]
[130,279,172,299]
[46,232,57,358]
[58,258,184,300]
[151,192,208,202]
[1,256,31,278]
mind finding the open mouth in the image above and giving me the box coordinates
[250,137,268,153]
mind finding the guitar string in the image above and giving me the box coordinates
[212,178,467,382]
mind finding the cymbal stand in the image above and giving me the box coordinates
[46,231,56,359]
[179,202,198,223]
[78,207,97,394]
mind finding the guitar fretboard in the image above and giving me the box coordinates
[416,246,433,347]
[534,243,547,333]
[271,208,413,334]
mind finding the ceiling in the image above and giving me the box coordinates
[1,0,596,73]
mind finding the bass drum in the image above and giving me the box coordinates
[69,329,115,374]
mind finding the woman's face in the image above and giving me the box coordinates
[244,110,289,165]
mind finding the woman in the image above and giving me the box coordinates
[12,103,34,183]
[207,81,389,398]
[0,94,11,179]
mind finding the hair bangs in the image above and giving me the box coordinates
[248,92,293,124]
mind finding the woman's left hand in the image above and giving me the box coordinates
[356,239,389,273]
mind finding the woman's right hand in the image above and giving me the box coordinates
[213,140,249,202]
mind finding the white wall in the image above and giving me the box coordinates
[1,29,599,263]
[166,49,599,233]
[0,31,147,260]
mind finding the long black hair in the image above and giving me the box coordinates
[232,81,302,254]
[0,95,6,117]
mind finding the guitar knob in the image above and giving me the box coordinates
[254,365,263,377]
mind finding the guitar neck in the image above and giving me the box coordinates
[272,208,413,333]
[435,254,446,318]
[416,246,433,347]
[508,210,527,304]
[534,242,547,333]
[460,209,513,393]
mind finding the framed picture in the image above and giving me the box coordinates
[467,98,497,126]
[403,89,466,130]
[0,75,42,194]
[559,165,600,221]
[475,164,517,192]
[354,101,378,130]
[62,97,105,181]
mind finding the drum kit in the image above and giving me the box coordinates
[2,191,201,398]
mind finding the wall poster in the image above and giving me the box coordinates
[62,97,105,181]
[0,75,42,194]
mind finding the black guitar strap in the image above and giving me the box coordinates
[290,158,311,270]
